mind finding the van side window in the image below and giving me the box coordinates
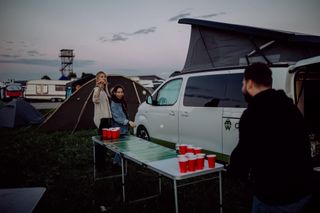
[221,74,247,108]
[184,73,246,108]
[156,78,182,106]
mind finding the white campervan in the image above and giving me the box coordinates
[25,79,70,102]
[134,19,320,161]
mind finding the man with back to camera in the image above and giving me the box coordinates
[228,62,313,212]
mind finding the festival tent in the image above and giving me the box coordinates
[0,98,44,128]
[178,18,320,73]
[40,75,151,133]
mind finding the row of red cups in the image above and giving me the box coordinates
[178,144,202,155]
[102,127,121,140]
[178,153,216,173]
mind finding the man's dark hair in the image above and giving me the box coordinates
[244,62,272,87]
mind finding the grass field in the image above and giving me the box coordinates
[0,126,255,213]
[2,126,319,212]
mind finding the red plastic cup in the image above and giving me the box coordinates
[194,147,202,154]
[102,128,108,140]
[187,145,194,154]
[179,144,187,154]
[106,129,112,139]
[114,127,120,138]
[196,156,205,170]
[188,156,197,172]
[178,157,188,173]
[207,154,216,168]
[111,129,118,139]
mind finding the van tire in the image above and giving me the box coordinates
[50,98,56,102]
[137,126,150,141]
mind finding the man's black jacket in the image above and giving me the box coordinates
[228,89,312,205]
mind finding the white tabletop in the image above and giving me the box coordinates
[0,187,46,213]
[146,158,224,180]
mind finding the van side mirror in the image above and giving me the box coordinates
[146,95,157,105]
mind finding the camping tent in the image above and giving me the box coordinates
[40,75,151,133]
[0,98,44,128]
[178,18,320,72]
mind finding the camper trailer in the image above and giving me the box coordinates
[25,80,70,102]
[134,19,320,161]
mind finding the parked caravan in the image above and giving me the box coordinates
[25,80,70,102]
[134,19,320,161]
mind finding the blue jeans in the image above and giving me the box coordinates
[252,195,311,213]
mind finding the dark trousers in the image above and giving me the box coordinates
[95,118,112,169]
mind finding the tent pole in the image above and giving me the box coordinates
[72,90,94,134]
[132,82,141,104]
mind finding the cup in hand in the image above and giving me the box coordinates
[207,154,216,168]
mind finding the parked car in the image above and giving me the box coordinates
[4,83,24,100]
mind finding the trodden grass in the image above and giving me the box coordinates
[0,127,255,213]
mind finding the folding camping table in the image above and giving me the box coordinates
[92,135,224,213]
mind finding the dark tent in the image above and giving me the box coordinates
[0,98,44,128]
[66,74,95,98]
[40,75,151,133]
[178,18,320,72]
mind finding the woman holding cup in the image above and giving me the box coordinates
[92,71,112,170]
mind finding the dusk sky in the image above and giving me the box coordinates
[1,0,320,81]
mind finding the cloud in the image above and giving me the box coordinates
[133,27,156,35]
[111,34,129,42]
[168,13,191,22]
[0,54,21,58]
[167,11,226,22]
[99,26,157,43]
[197,12,226,18]
[0,58,95,68]
[27,50,42,57]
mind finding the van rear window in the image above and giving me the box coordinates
[183,73,247,108]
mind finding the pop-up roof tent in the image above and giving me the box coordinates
[40,75,150,133]
[178,18,320,72]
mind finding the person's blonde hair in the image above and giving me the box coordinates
[95,71,107,86]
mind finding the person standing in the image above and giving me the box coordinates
[228,62,313,212]
[110,84,136,135]
[92,71,112,170]
[92,71,112,133]
[110,84,136,165]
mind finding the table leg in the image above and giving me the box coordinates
[219,171,223,213]
[121,157,126,203]
[158,175,162,194]
[93,141,96,181]
[173,180,179,213]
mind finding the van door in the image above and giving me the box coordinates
[147,78,183,143]
[179,74,227,152]
[222,109,243,155]
[221,73,246,155]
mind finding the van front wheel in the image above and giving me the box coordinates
[137,126,150,141]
